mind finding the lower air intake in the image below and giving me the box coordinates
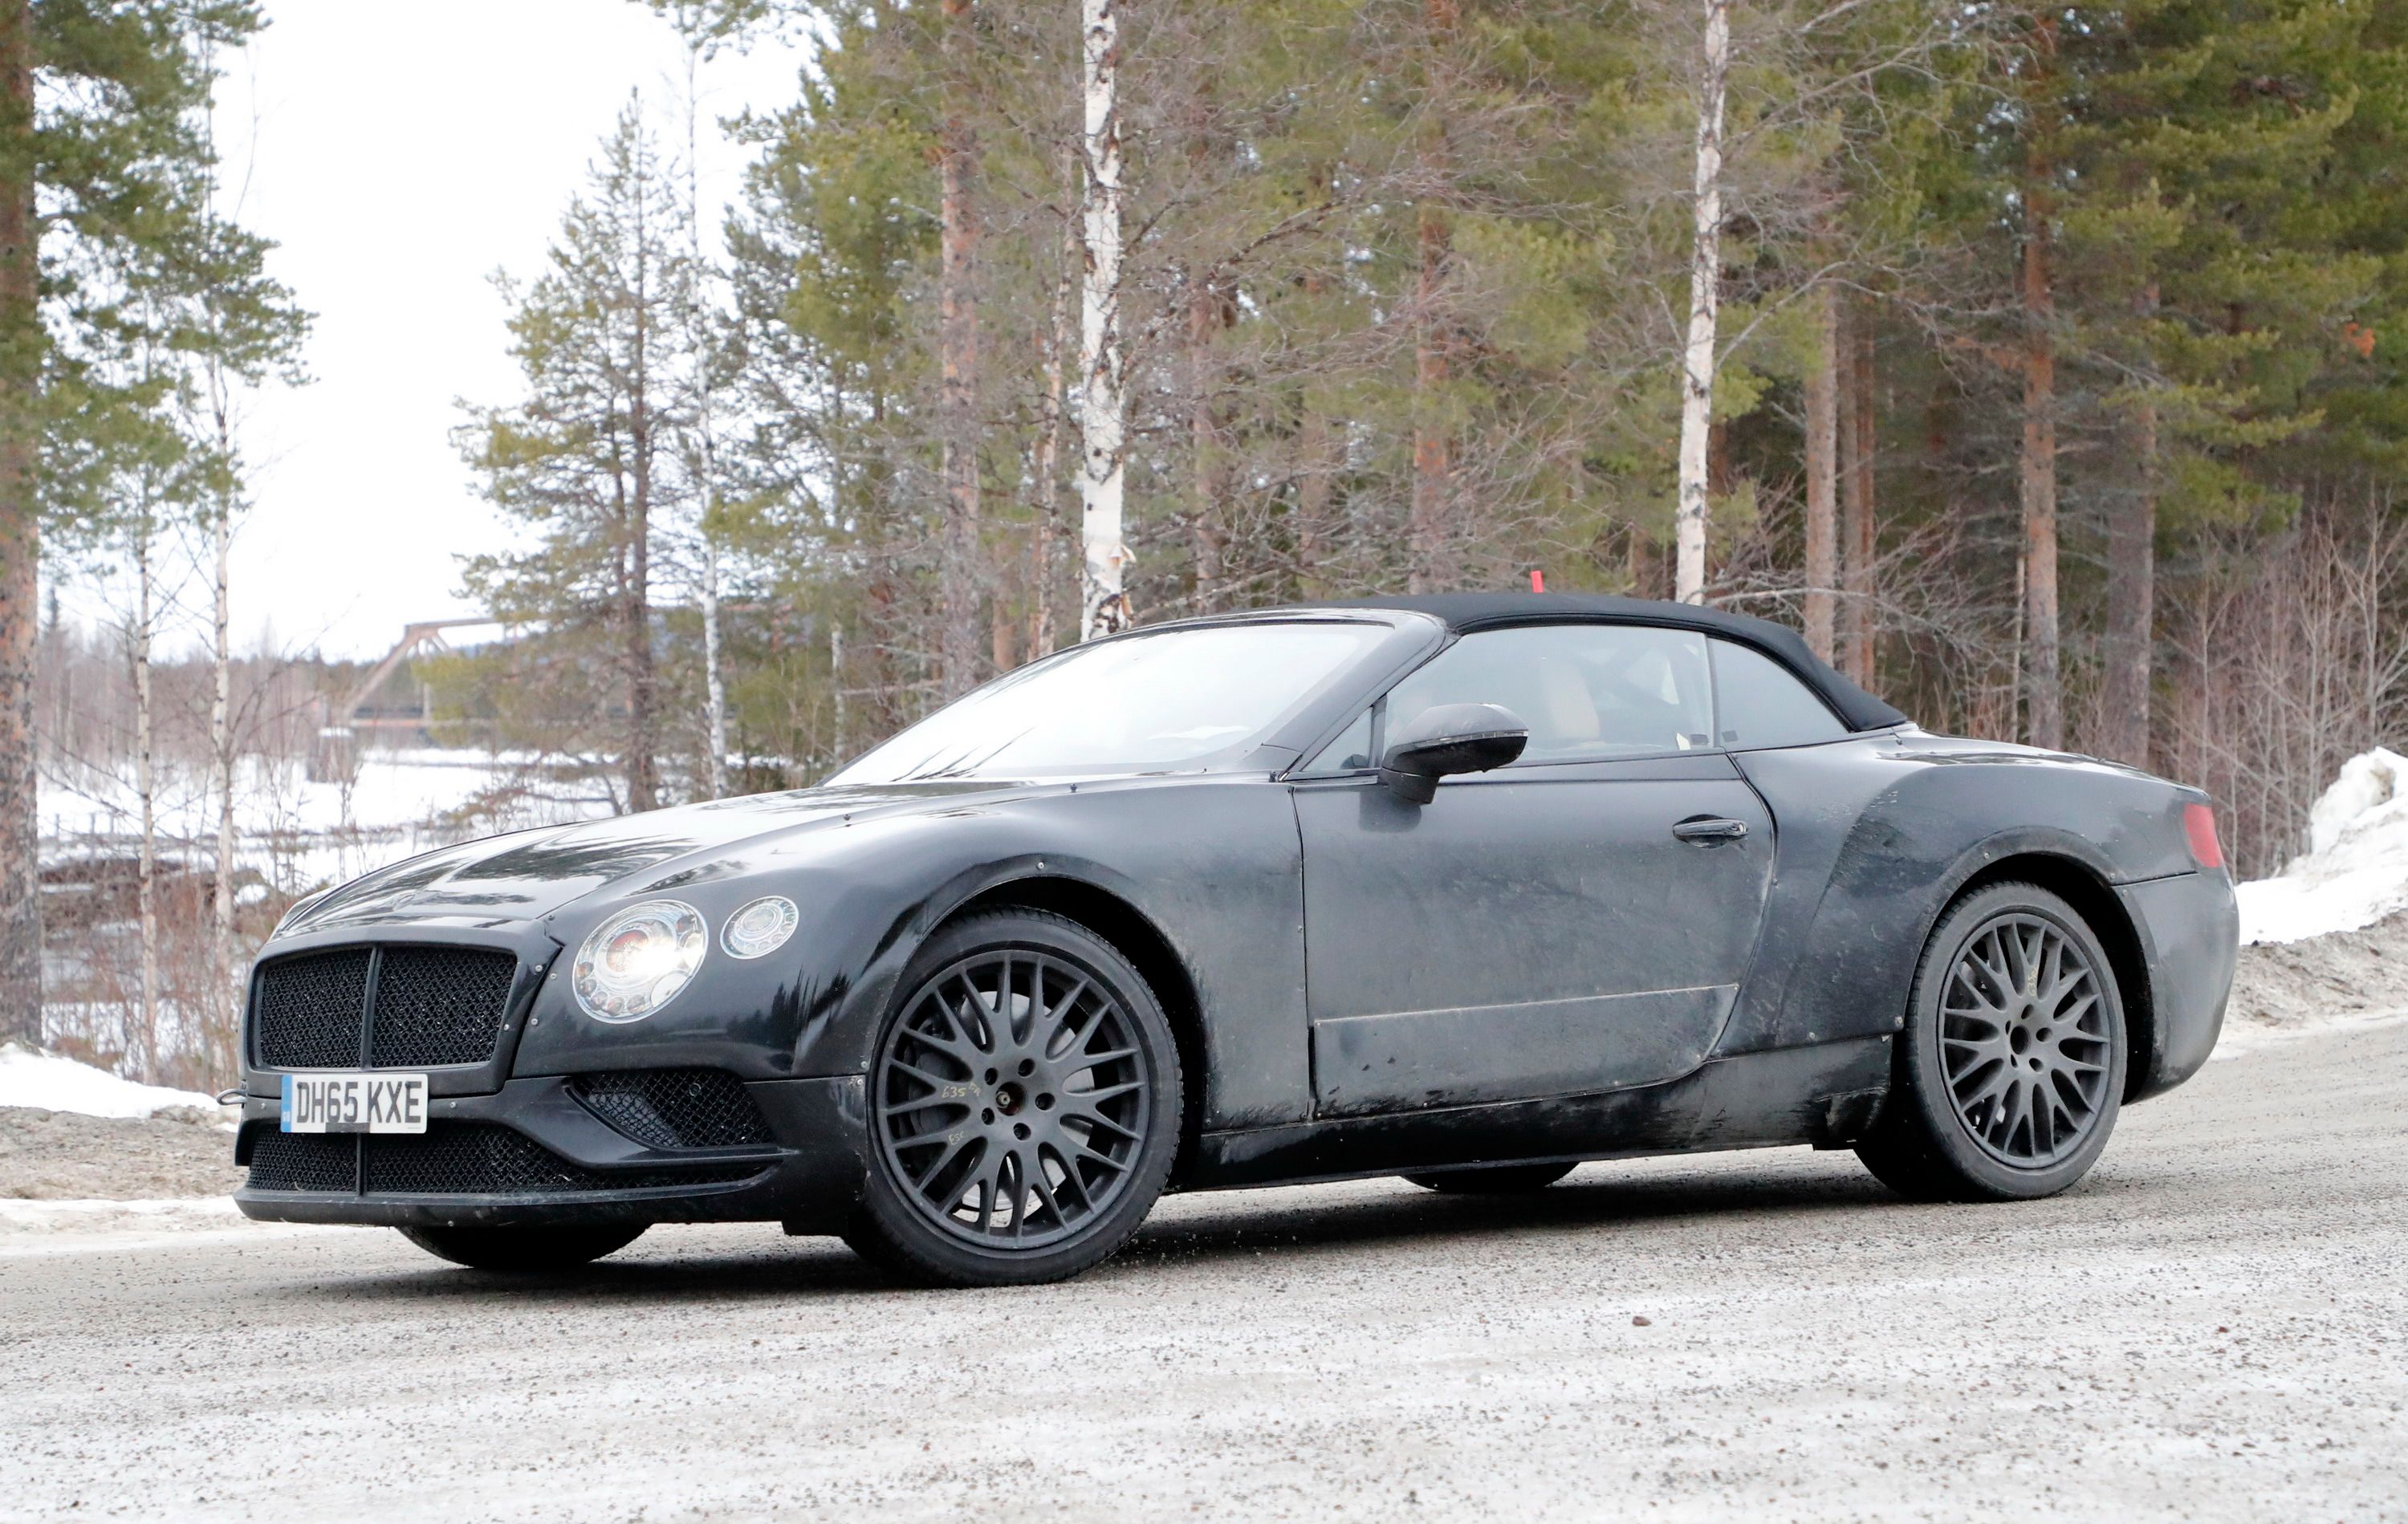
[569,1070,773,1150]
[241,1123,760,1196]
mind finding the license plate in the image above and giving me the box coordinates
[280,1072,429,1134]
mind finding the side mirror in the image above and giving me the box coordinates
[1379,703,1528,805]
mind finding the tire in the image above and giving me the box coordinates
[1857,880,2128,1203]
[1402,1163,1576,1194]
[397,1224,647,1271]
[844,908,1184,1288]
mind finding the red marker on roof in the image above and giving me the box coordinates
[1529,569,1546,593]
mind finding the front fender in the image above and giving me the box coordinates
[510,777,1312,1132]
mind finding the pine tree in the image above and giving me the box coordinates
[0,0,276,1046]
[460,103,694,813]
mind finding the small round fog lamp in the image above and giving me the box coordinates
[721,896,800,961]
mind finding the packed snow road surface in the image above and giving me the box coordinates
[3,1022,2404,1523]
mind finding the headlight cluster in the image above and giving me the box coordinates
[571,895,799,1022]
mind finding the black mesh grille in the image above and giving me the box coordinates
[368,947,519,1067]
[244,1129,360,1193]
[252,949,373,1069]
[570,1070,772,1149]
[363,1124,759,1195]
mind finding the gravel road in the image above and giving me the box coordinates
[2,1021,2403,1523]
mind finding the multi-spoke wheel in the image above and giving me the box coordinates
[846,908,1181,1286]
[1857,881,2128,1202]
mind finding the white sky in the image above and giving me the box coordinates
[64,1,807,660]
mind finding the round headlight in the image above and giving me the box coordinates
[572,900,706,1022]
[721,896,799,961]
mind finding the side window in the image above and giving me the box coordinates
[1382,624,1714,763]
[1296,708,1377,775]
[1710,640,1848,750]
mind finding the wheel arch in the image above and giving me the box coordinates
[940,875,1210,1186]
[1940,851,2156,1104]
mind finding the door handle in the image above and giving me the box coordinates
[1672,816,1749,844]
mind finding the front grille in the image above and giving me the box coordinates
[250,944,519,1071]
[368,947,519,1067]
[244,1130,360,1193]
[253,949,373,1069]
[570,1070,772,1150]
[242,1121,759,1197]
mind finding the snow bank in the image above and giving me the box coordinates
[2235,748,2408,945]
[0,1042,227,1119]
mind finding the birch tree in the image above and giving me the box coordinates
[1078,0,1129,640]
[1674,0,1731,604]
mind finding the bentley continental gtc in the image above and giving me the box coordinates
[234,594,2239,1286]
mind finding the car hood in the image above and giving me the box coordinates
[280,780,1038,935]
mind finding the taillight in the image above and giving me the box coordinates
[2183,803,2224,869]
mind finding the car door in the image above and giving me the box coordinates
[1292,622,1775,1116]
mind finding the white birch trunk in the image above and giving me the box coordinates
[1674,0,1731,607]
[1078,0,1131,640]
[209,492,235,1077]
[132,513,157,1081]
[683,39,730,798]
[701,536,726,795]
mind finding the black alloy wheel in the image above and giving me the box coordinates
[1938,912,2114,1167]
[848,909,1182,1286]
[1403,1163,1576,1194]
[398,1224,646,1272]
[1857,880,2128,1202]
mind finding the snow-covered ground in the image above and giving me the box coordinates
[39,745,620,901]
[2234,747,2408,945]
[0,1042,226,1119]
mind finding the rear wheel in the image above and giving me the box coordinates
[1857,880,2127,1202]
[398,1224,646,1272]
[844,909,1182,1288]
[1402,1163,1576,1194]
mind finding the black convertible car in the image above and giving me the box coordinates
[234,595,2238,1286]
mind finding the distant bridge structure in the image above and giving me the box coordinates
[310,617,501,780]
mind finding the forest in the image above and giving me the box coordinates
[438,0,2408,882]
[3,0,2406,1069]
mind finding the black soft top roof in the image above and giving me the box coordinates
[1296,592,1910,733]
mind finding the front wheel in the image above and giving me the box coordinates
[1857,880,2128,1202]
[398,1224,646,1271]
[844,909,1183,1288]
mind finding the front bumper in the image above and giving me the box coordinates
[233,1075,871,1233]
[2117,868,2239,1102]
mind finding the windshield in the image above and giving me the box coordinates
[829,620,1386,783]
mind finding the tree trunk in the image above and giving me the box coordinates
[133,517,157,1081]
[2101,385,2158,766]
[701,535,728,795]
[2019,18,2063,750]
[1189,274,1232,612]
[1406,0,1457,594]
[0,0,39,1045]
[682,35,729,799]
[1803,283,1839,661]
[1840,301,1877,687]
[209,491,237,1080]
[1027,142,1077,660]
[938,0,983,690]
[1674,0,1731,607]
[1079,0,1131,640]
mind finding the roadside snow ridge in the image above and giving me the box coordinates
[0,1042,228,1120]
[2236,747,2408,945]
